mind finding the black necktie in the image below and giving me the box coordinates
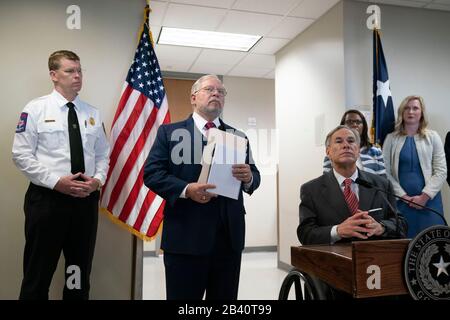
[67,102,85,174]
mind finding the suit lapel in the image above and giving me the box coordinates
[321,171,352,220]
[357,171,377,211]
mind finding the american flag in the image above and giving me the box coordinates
[100,5,170,240]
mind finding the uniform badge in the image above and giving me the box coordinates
[404,225,450,300]
[16,112,28,133]
[89,117,95,126]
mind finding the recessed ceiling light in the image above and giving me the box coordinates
[157,27,262,52]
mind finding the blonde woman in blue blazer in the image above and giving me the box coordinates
[383,95,447,238]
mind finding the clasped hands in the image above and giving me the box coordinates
[54,173,101,198]
[401,193,430,210]
[337,210,385,240]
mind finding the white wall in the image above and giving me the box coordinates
[344,0,450,222]
[223,76,277,248]
[0,0,146,299]
[276,2,346,265]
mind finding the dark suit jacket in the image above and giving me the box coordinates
[143,115,260,255]
[297,170,407,245]
[445,132,450,187]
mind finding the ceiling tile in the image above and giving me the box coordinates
[155,44,201,64]
[370,0,426,7]
[237,54,275,68]
[268,17,314,39]
[195,49,247,65]
[264,70,275,79]
[170,0,235,9]
[227,66,274,78]
[425,3,450,10]
[159,60,192,73]
[232,0,302,15]
[217,10,283,35]
[150,25,161,41]
[289,0,340,19]
[251,37,290,55]
[149,1,168,26]
[189,63,234,75]
[162,3,227,30]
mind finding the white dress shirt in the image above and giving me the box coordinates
[330,169,359,243]
[12,89,110,190]
[192,111,221,137]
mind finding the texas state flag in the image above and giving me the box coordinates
[373,29,395,146]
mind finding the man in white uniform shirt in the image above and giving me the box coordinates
[12,50,110,300]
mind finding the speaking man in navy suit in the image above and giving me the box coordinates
[144,74,260,300]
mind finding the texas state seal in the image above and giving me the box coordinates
[404,225,450,300]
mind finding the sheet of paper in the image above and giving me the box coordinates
[198,128,247,200]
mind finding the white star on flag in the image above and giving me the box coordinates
[433,256,450,277]
[376,80,392,107]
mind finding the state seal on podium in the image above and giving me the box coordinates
[404,225,450,300]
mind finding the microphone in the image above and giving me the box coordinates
[355,177,400,235]
[355,177,448,226]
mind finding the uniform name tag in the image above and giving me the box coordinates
[44,119,56,123]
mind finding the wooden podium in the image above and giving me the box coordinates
[291,239,410,298]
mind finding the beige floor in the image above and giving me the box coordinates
[143,251,289,300]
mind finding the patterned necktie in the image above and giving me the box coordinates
[204,121,216,130]
[343,178,359,215]
[67,102,85,174]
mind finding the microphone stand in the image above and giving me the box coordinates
[355,178,448,226]
[376,189,400,235]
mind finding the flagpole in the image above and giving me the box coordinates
[373,29,378,144]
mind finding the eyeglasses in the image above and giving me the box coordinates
[195,86,227,97]
[344,119,363,126]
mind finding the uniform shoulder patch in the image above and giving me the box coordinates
[16,112,28,133]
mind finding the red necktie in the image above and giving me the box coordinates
[343,178,359,215]
[204,121,216,130]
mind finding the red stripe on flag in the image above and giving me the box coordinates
[106,106,158,212]
[162,108,171,125]
[132,190,157,231]
[130,108,170,233]
[102,93,148,199]
[117,164,146,222]
[146,200,165,238]
[111,84,133,128]
[132,108,171,234]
